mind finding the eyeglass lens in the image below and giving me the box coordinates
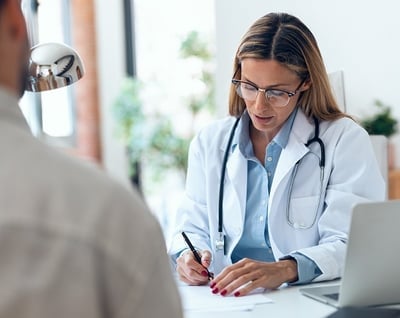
[235,82,291,107]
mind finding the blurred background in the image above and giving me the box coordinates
[20,0,400,239]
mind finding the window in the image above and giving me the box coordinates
[129,0,216,236]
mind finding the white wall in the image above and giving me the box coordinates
[215,0,400,166]
[215,0,400,118]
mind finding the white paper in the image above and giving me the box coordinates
[178,284,273,312]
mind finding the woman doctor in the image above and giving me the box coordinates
[169,12,385,296]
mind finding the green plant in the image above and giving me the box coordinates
[112,78,146,178]
[112,30,215,185]
[112,78,189,180]
[180,30,215,116]
[360,100,398,137]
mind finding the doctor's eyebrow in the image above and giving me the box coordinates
[239,76,294,90]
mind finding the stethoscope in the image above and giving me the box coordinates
[216,115,325,254]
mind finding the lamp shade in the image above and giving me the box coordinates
[26,42,85,92]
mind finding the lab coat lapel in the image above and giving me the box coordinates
[270,111,314,199]
[225,147,247,226]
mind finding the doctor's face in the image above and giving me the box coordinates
[239,58,309,141]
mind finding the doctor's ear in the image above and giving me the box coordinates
[298,78,312,92]
[300,78,312,91]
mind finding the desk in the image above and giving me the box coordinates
[183,282,337,318]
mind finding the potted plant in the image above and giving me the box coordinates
[360,99,398,169]
[360,100,398,137]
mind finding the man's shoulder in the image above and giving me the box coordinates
[11,134,153,229]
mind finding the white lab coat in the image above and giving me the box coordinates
[169,109,385,282]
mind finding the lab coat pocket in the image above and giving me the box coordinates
[287,195,320,229]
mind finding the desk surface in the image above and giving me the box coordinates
[183,282,337,318]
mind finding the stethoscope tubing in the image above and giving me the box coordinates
[218,116,240,234]
[216,116,240,253]
[217,115,325,253]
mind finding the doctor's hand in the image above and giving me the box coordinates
[209,258,298,297]
[176,249,212,285]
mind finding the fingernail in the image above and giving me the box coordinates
[234,291,240,297]
[201,271,208,277]
[212,288,219,294]
[210,282,216,288]
[220,289,227,296]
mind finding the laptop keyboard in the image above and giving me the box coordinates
[324,293,339,301]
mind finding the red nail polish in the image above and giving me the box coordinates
[210,282,216,288]
[220,289,227,296]
[201,271,208,277]
[234,291,240,297]
[212,288,219,294]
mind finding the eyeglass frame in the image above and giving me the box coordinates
[231,78,305,107]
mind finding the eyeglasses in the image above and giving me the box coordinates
[231,79,304,107]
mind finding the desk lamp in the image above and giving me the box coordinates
[26,42,85,92]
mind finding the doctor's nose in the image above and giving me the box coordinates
[254,91,273,111]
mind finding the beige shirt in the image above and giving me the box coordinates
[0,88,182,318]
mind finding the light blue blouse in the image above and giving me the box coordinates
[230,109,322,284]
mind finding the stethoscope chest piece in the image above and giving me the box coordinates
[215,232,226,254]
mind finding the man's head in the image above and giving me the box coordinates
[0,0,30,97]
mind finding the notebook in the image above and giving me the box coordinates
[299,200,400,308]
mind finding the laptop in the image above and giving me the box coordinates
[300,200,400,308]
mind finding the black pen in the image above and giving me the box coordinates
[181,231,213,280]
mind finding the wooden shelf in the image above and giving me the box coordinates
[389,169,400,199]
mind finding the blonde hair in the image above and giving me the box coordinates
[229,12,350,121]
